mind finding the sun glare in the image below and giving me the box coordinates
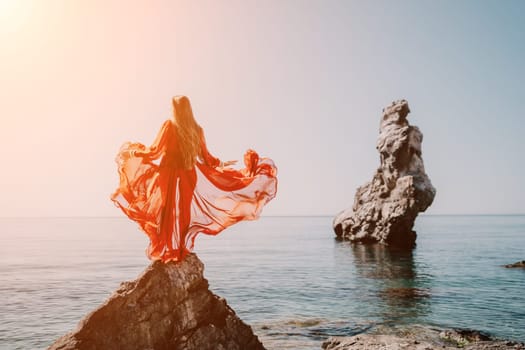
[0,0,32,34]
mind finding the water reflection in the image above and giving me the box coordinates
[351,244,416,279]
[343,243,432,325]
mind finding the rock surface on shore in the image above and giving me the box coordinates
[48,254,265,350]
[322,326,524,350]
[333,100,436,246]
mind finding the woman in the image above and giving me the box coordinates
[111,96,277,262]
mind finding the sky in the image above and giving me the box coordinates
[0,0,524,217]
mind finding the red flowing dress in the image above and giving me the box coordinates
[111,120,277,262]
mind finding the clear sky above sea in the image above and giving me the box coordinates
[0,0,524,217]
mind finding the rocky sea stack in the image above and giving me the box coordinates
[334,100,436,247]
[48,254,265,350]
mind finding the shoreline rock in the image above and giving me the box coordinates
[48,254,265,350]
[334,100,436,247]
[322,325,524,350]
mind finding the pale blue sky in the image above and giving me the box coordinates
[0,0,523,216]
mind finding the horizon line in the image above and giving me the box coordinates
[1,213,525,219]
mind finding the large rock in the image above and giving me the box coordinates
[48,254,265,350]
[334,100,436,247]
[322,326,524,350]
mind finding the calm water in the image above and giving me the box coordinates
[1,215,524,349]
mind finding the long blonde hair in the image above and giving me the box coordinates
[172,96,202,169]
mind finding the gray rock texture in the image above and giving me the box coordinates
[334,100,436,246]
[322,326,524,350]
[504,260,525,268]
[48,254,265,350]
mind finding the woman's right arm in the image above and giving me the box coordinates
[200,129,221,167]
[199,129,237,168]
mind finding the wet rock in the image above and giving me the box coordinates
[322,326,524,350]
[504,260,525,268]
[334,100,436,247]
[440,329,492,346]
[322,334,440,350]
[48,254,265,350]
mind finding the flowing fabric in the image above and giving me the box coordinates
[111,120,277,262]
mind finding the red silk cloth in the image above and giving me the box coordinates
[111,120,277,262]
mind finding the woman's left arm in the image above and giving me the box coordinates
[134,120,171,160]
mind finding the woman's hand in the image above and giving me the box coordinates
[221,160,237,167]
[127,149,148,159]
[218,160,237,171]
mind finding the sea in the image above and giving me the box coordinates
[1,215,524,350]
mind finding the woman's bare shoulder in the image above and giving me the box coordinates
[161,119,174,131]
